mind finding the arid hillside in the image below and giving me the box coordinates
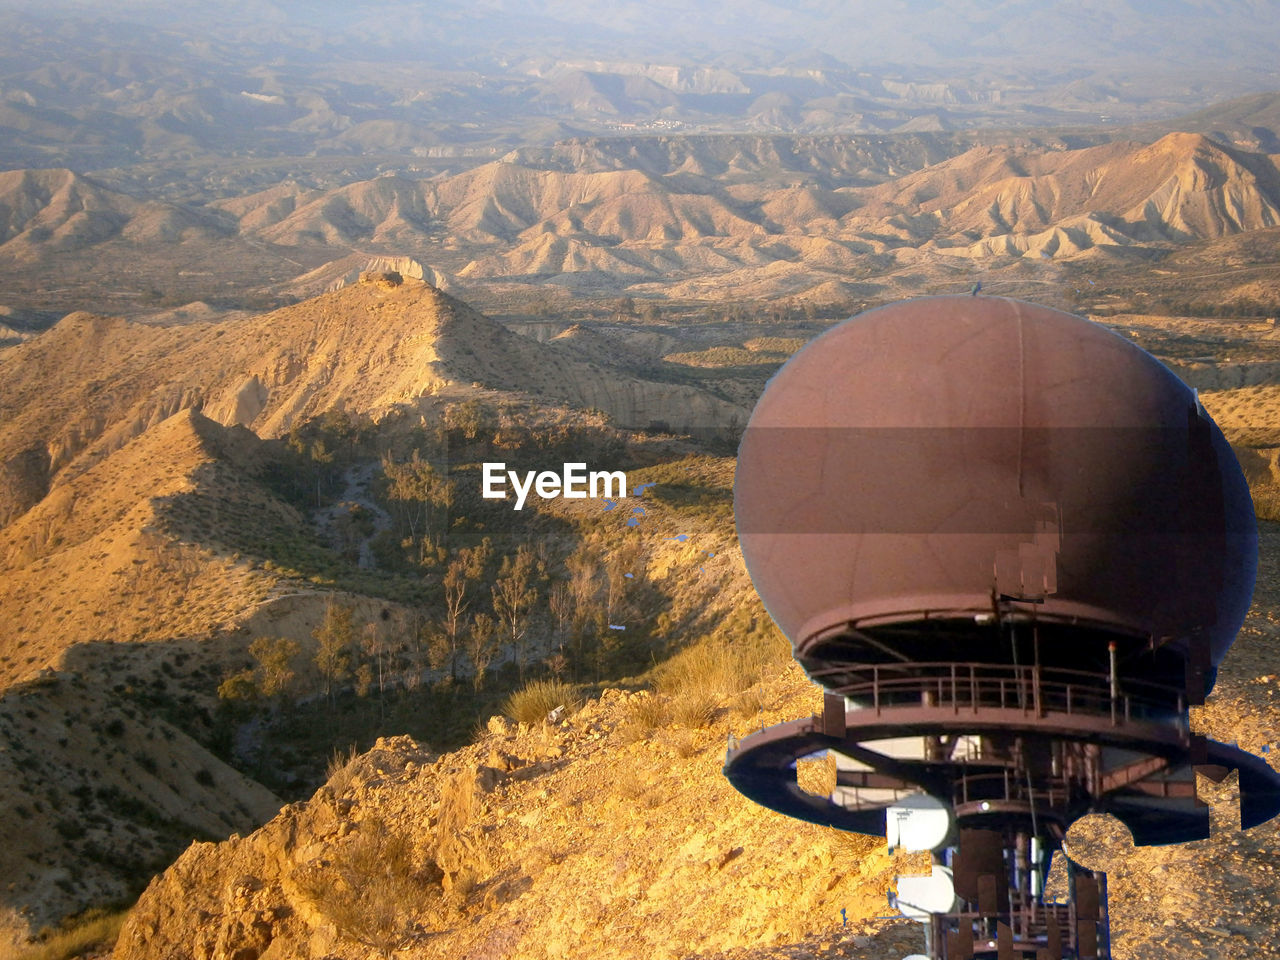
[0,270,764,945]
[8,295,1280,958]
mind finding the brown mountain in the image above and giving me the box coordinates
[848,133,1280,255]
[0,168,229,262]
[0,273,746,941]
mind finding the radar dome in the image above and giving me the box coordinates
[734,296,1255,690]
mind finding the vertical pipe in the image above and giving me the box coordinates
[1066,859,1079,957]
[1098,871,1112,959]
[1033,624,1042,717]
[1015,831,1029,936]
[1108,640,1118,725]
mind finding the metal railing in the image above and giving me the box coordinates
[814,661,1184,726]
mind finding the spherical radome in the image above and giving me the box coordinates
[734,296,1256,670]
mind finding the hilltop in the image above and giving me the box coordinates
[0,274,746,527]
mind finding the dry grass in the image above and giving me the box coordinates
[614,763,665,808]
[670,690,717,728]
[616,692,670,743]
[294,818,433,959]
[654,635,766,722]
[0,909,129,960]
[502,679,581,726]
[627,693,668,728]
[325,743,362,795]
[665,727,704,758]
[729,683,771,723]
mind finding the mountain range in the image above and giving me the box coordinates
[4,123,1280,321]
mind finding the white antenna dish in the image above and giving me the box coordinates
[885,793,954,852]
[892,865,958,921]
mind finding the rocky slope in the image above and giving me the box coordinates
[106,521,1280,960]
[0,672,282,944]
[112,672,925,960]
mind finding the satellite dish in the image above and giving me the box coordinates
[892,865,957,921]
[885,793,953,852]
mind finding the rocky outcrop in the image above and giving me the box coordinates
[323,256,452,293]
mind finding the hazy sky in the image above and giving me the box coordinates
[4,0,1279,75]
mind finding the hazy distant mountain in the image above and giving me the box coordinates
[0,0,1278,173]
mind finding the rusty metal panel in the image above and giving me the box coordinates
[997,922,1014,960]
[954,828,1007,914]
[1077,919,1098,957]
[1046,911,1062,959]
[822,692,845,737]
[1075,873,1099,920]
[979,874,999,917]
[948,924,975,959]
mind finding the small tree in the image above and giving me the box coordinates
[566,541,604,680]
[491,544,540,681]
[218,637,300,706]
[383,451,454,566]
[361,622,387,697]
[314,601,355,710]
[548,580,572,661]
[445,399,490,441]
[251,636,300,702]
[467,613,499,691]
[217,669,258,703]
[439,555,470,682]
[355,662,374,699]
